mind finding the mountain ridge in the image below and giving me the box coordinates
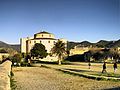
[67,39,120,50]
[0,41,20,52]
[0,39,120,52]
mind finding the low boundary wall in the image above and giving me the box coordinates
[0,61,12,90]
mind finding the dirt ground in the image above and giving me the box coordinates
[12,67,120,90]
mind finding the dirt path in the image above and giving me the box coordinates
[13,67,120,90]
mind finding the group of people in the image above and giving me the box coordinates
[88,61,118,73]
[102,62,117,73]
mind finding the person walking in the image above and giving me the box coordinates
[88,62,91,69]
[113,62,117,73]
[102,62,107,73]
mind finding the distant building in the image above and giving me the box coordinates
[20,31,67,54]
[70,46,89,55]
[70,45,104,56]
[0,53,9,62]
[117,47,120,54]
[111,47,120,54]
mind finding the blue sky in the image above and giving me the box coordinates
[0,0,119,44]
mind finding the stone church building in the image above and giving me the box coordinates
[20,31,67,55]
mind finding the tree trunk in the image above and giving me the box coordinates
[58,56,62,65]
[58,59,61,65]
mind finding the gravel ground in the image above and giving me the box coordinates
[13,67,120,90]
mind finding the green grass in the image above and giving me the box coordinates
[10,71,17,90]
[92,73,120,78]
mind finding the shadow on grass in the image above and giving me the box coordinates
[32,60,58,64]
[104,87,120,90]
[64,68,95,73]
[65,54,85,62]
[92,73,120,78]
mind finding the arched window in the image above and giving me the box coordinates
[48,41,50,43]
[54,41,56,44]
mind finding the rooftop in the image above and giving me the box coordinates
[36,31,53,35]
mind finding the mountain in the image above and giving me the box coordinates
[113,40,120,47]
[106,39,120,48]
[68,39,120,50]
[67,41,93,50]
[95,40,111,48]
[0,41,20,52]
[10,44,20,52]
[0,41,11,48]
[79,41,93,47]
[67,41,80,50]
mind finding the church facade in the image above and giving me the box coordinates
[20,31,67,54]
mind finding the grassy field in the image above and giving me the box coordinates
[34,62,120,78]
[13,67,120,90]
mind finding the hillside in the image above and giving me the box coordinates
[11,44,20,52]
[0,41,11,48]
[68,39,120,50]
[0,41,20,52]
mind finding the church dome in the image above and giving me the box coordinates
[34,31,55,39]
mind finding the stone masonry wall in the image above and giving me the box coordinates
[0,61,12,90]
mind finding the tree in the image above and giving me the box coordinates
[0,49,8,53]
[92,51,104,61]
[66,50,70,57]
[51,40,66,65]
[110,49,120,62]
[84,51,91,62]
[11,53,22,66]
[30,43,48,59]
[3,47,18,56]
[21,52,26,58]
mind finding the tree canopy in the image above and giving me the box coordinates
[0,49,8,53]
[51,40,66,65]
[30,43,48,59]
[11,53,22,64]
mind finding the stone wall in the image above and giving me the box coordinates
[0,61,12,90]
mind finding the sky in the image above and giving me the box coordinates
[0,0,119,44]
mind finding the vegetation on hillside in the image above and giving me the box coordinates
[0,48,8,53]
[0,41,20,52]
[67,39,120,50]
